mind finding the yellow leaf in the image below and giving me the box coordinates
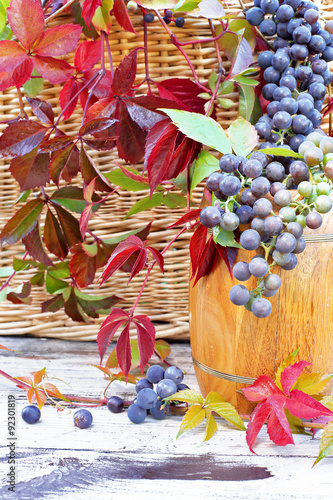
[206,402,246,431]
[322,396,333,412]
[202,408,217,443]
[15,376,33,386]
[154,339,171,362]
[177,404,205,439]
[43,382,69,402]
[33,367,46,385]
[285,409,309,435]
[313,422,333,466]
[275,348,300,390]
[165,389,203,405]
[92,0,113,34]
[293,372,333,395]
[105,347,118,369]
[204,391,226,406]
[34,388,47,409]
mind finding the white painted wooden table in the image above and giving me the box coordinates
[0,336,332,500]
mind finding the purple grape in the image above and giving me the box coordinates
[73,409,93,429]
[146,365,165,384]
[127,403,147,424]
[21,406,41,424]
[107,396,124,413]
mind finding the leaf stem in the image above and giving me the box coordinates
[44,0,77,24]
[0,251,28,292]
[105,33,114,79]
[143,18,152,95]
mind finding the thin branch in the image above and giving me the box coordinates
[0,251,28,292]
[44,0,77,24]
[105,34,114,79]
[16,88,27,119]
[143,19,152,95]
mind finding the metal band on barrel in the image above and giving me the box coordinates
[192,356,256,385]
[303,233,333,243]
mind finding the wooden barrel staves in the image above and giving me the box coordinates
[189,208,333,414]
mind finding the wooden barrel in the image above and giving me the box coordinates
[189,207,333,414]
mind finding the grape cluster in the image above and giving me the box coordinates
[141,9,185,28]
[246,1,333,146]
[200,130,333,318]
[117,364,188,424]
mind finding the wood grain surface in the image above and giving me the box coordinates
[0,337,332,500]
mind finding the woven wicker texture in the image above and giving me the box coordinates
[0,2,332,341]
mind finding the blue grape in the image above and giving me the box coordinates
[261,0,279,13]
[136,388,158,410]
[164,366,184,384]
[260,19,277,36]
[276,4,294,22]
[146,365,165,384]
[246,7,265,26]
[73,409,93,429]
[258,51,274,69]
[279,97,298,115]
[135,378,153,394]
[150,401,168,420]
[127,403,147,423]
[107,396,124,413]
[156,379,178,399]
[21,406,41,424]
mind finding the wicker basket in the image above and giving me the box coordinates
[0,2,332,341]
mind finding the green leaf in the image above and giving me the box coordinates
[228,19,256,51]
[162,192,186,209]
[13,258,31,272]
[23,69,44,98]
[205,402,246,430]
[218,80,234,96]
[159,109,231,155]
[252,148,303,159]
[176,404,206,439]
[190,151,219,194]
[217,29,239,63]
[217,98,234,109]
[204,391,227,405]
[48,262,70,279]
[30,271,45,286]
[51,186,101,214]
[92,0,113,33]
[0,25,13,41]
[0,2,6,34]
[0,285,10,302]
[293,373,333,395]
[250,94,263,125]
[213,226,242,249]
[275,348,300,390]
[124,192,164,219]
[104,168,150,192]
[227,117,259,157]
[175,0,199,11]
[203,408,218,443]
[105,346,119,369]
[285,408,309,436]
[313,422,333,466]
[129,339,141,370]
[15,190,31,205]
[208,71,218,92]
[154,339,171,362]
[238,84,255,122]
[45,273,69,295]
[232,75,259,86]
[165,389,204,405]
[0,199,44,246]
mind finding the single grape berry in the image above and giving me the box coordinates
[164,366,184,384]
[107,396,124,413]
[175,17,185,28]
[21,405,41,424]
[165,9,173,18]
[73,409,93,429]
[264,274,281,292]
[136,388,158,410]
[251,298,272,318]
[240,229,261,251]
[127,1,138,12]
[233,261,251,281]
[156,379,177,399]
[144,13,154,23]
[147,365,165,384]
[249,257,269,278]
[229,285,250,306]
[128,403,147,424]
[150,401,168,420]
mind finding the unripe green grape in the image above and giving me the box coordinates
[127,0,138,11]
[307,190,318,205]
[312,172,323,183]
[295,214,307,228]
[316,182,331,196]
[307,131,323,146]
[314,195,332,213]
[298,181,313,198]
[304,146,324,167]
[323,153,333,165]
[244,294,256,312]
[220,212,240,231]
[299,140,315,156]
[319,137,333,154]
[279,206,296,222]
[273,249,292,266]
[264,273,281,291]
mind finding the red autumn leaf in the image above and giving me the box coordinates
[59,79,81,121]
[167,136,201,180]
[0,41,29,73]
[7,281,32,305]
[0,59,34,91]
[7,0,45,52]
[23,224,53,267]
[69,248,97,288]
[74,40,101,72]
[32,55,74,84]
[146,247,164,274]
[39,135,75,153]
[83,69,113,99]
[242,375,284,402]
[26,97,54,125]
[111,48,141,97]
[82,0,103,28]
[113,0,137,34]
[79,118,117,137]
[49,144,76,186]
[116,324,132,377]
[189,224,208,280]
[44,208,68,260]
[116,101,147,164]
[323,97,333,118]
[167,209,201,229]
[0,199,44,246]
[134,321,155,372]
[286,390,333,419]
[280,361,311,397]
[192,235,219,286]
[80,205,93,239]
[215,243,237,279]
[98,308,130,361]
[84,178,96,204]
[10,148,50,191]
[245,399,272,454]
[60,145,80,183]
[100,235,147,284]
[52,203,83,249]
[0,120,47,158]
[64,287,90,323]
[156,78,207,114]
[83,137,118,151]
[80,146,114,192]
[266,395,294,446]
[146,122,178,193]
[33,25,82,57]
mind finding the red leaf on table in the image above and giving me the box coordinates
[0,199,44,246]
[116,101,146,164]
[34,25,82,57]
[32,56,74,84]
[7,0,44,51]
[192,235,219,286]
[82,0,103,28]
[156,78,207,114]
[10,148,50,191]
[134,321,155,372]
[189,224,207,280]
[280,361,311,397]
[79,118,117,137]
[7,282,32,305]
[74,40,101,72]
[286,390,333,419]
[0,120,47,158]
[242,375,284,402]
[44,208,68,260]
[0,40,29,73]
[146,247,164,274]
[52,203,83,249]
[167,209,201,229]
[26,97,54,125]
[266,395,294,447]
[59,79,80,121]
[98,308,130,361]
[246,399,272,454]
[113,0,137,34]
[146,122,178,193]
[23,224,53,267]
[69,248,97,288]
[116,324,132,378]
[111,47,141,97]
[80,146,114,192]
[0,59,34,91]
[49,144,76,186]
